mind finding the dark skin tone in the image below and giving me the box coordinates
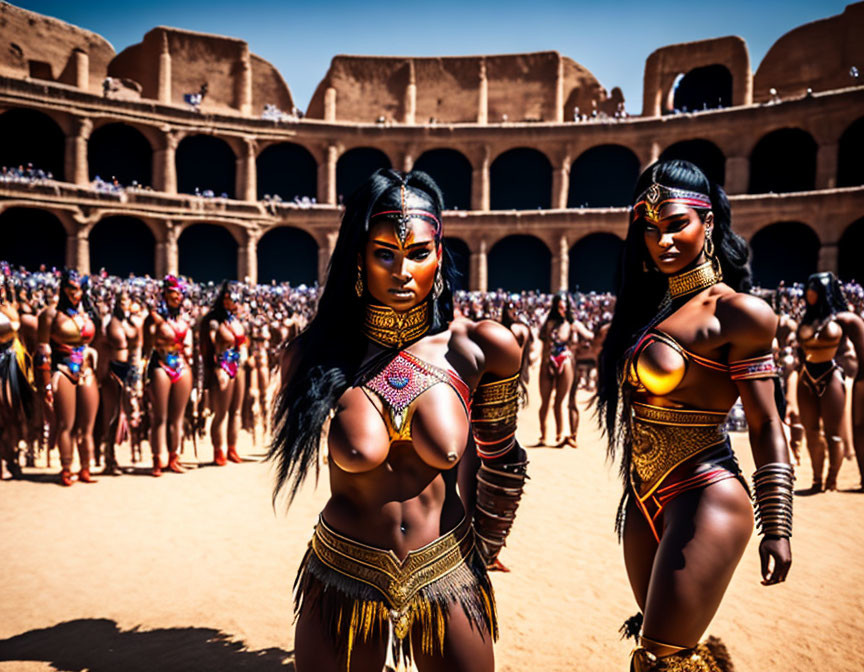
[288,219,521,672]
[0,286,26,477]
[622,203,792,655]
[790,288,864,491]
[38,282,100,482]
[537,297,574,446]
[143,287,192,471]
[99,293,143,474]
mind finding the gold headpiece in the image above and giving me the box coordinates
[633,183,712,223]
[667,259,722,299]
[363,301,430,348]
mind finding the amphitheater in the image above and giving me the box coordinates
[0,2,862,291]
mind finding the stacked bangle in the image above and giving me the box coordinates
[752,462,794,538]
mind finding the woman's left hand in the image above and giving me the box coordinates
[759,536,791,586]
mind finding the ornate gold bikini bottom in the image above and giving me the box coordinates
[294,515,497,670]
[629,402,740,542]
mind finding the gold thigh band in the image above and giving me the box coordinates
[630,402,729,498]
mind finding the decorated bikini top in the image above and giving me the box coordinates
[798,319,843,360]
[362,350,470,445]
[53,308,95,347]
[624,261,776,399]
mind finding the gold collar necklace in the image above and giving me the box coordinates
[363,301,430,349]
[667,259,723,300]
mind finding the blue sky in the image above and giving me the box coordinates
[14,1,850,113]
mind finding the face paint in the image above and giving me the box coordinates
[363,218,439,312]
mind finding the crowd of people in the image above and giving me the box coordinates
[2,262,862,487]
[2,161,864,671]
[0,264,318,482]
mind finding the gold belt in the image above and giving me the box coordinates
[630,402,728,498]
[311,516,474,624]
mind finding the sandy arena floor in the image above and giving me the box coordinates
[1,368,863,672]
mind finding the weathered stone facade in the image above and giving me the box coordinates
[1,2,862,289]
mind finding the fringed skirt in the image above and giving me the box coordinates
[294,515,497,670]
[0,338,34,418]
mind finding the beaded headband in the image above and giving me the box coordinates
[632,183,712,223]
[370,184,442,245]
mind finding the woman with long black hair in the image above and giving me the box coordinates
[200,281,248,465]
[270,169,528,672]
[596,160,793,670]
[790,272,864,492]
[536,292,575,446]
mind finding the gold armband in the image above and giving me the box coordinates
[471,373,520,459]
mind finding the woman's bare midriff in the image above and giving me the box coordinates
[323,447,465,561]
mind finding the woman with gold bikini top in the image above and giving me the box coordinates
[143,275,192,477]
[36,269,100,486]
[791,272,864,493]
[270,169,527,672]
[201,281,248,466]
[596,160,793,672]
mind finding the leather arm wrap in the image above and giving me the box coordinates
[474,451,528,566]
[752,462,794,538]
[471,373,520,459]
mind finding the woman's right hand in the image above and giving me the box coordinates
[784,405,799,425]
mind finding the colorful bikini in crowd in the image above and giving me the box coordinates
[215,318,247,379]
[51,309,95,384]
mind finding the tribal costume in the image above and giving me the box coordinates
[614,180,793,671]
[291,176,526,670]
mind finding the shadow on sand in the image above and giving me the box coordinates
[0,618,294,671]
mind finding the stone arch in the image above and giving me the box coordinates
[749,221,820,287]
[839,217,864,283]
[569,233,623,292]
[568,144,640,208]
[89,216,156,276]
[257,226,319,285]
[0,207,66,270]
[838,117,864,188]
[177,223,238,281]
[413,149,472,211]
[0,108,65,180]
[176,135,237,198]
[671,64,733,113]
[659,139,726,186]
[490,148,552,210]
[256,142,318,201]
[88,123,153,188]
[336,147,391,203]
[443,237,470,291]
[488,235,551,292]
[748,128,817,194]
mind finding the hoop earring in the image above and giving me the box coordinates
[354,267,364,298]
[704,229,715,259]
[432,268,444,300]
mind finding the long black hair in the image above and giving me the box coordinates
[542,292,574,334]
[57,269,99,324]
[268,168,456,505]
[802,272,848,323]
[596,160,751,470]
